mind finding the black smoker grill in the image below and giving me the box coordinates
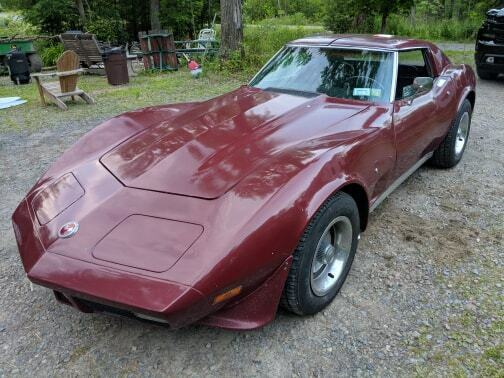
[7,50,31,85]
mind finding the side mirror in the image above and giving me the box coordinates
[401,77,434,103]
[413,77,434,93]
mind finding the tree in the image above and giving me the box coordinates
[220,0,243,58]
[75,0,86,25]
[325,0,375,33]
[375,0,414,33]
[150,0,161,31]
[24,0,80,35]
[325,0,414,34]
[159,0,208,39]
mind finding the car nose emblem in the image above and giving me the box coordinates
[58,221,79,239]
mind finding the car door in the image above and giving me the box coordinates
[392,48,446,177]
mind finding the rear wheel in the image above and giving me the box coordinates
[28,54,43,73]
[431,99,472,169]
[281,192,360,315]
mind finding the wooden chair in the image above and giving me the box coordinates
[32,51,94,111]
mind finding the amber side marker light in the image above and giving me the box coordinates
[213,286,242,305]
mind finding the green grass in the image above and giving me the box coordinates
[444,50,476,66]
[0,68,244,133]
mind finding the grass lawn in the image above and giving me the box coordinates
[0,69,245,133]
[444,50,476,66]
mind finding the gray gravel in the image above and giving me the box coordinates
[0,79,503,377]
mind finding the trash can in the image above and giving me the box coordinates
[102,48,129,85]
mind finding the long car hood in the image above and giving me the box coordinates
[101,87,369,199]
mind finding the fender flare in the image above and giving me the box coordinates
[304,176,371,232]
[458,86,476,112]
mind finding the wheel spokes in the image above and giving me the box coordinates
[310,216,353,297]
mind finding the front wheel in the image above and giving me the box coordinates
[431,99,472,169]
[281,192,360,315]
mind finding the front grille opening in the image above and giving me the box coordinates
[73,298,170,327]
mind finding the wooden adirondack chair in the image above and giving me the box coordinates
[32,51,94,111]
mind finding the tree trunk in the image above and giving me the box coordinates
[380,12,388,33]
[150,0,161,32]
[220,0,244,59]
[353,12,368,31]
[449,0,455,19]
[75,0,86,26]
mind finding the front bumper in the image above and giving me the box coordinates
[12,198,212,329]
[475,42,504,74]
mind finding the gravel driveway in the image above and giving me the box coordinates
[0,79,503,377]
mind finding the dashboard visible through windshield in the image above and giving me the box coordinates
[250,46,395,102]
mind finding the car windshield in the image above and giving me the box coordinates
[250,46,395,102]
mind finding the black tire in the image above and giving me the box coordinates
[476,67,497,81]
[28,54,43,73]
[431,99,472,169]
[281,192,360,315]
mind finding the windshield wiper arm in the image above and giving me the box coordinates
[262,87,320,98]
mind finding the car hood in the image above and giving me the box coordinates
[100,86,369,199]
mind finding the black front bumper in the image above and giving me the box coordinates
[475,41,504,74]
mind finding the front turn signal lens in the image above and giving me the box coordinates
[213,286,242,305]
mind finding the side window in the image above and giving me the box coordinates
[396,49,433,100]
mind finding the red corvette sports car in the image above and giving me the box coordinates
[12,35,476,330]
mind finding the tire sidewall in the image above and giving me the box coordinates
[295,194,359,315]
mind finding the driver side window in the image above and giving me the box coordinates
[396,49,434,100]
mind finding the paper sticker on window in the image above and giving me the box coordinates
[353,88,382,97]
[353,88,370,96]
[370,88,382,97]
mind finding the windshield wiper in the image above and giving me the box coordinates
[262,87,320,98]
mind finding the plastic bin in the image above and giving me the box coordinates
[103,48,129,85]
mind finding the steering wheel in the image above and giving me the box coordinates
[344,76,385,98]
[337,62,355,77]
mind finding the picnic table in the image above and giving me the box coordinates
[174,39,220,58]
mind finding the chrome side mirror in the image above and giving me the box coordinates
[413,77,434,93]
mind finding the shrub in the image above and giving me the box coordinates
[0,12,38,37]
[86,16,127,44]
[208,24,325,76]
[386,14,481,41]
[36,41,64,66]
[243,0,276,23]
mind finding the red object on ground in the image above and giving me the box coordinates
[188,60,200,70]
[12,35,476,330]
